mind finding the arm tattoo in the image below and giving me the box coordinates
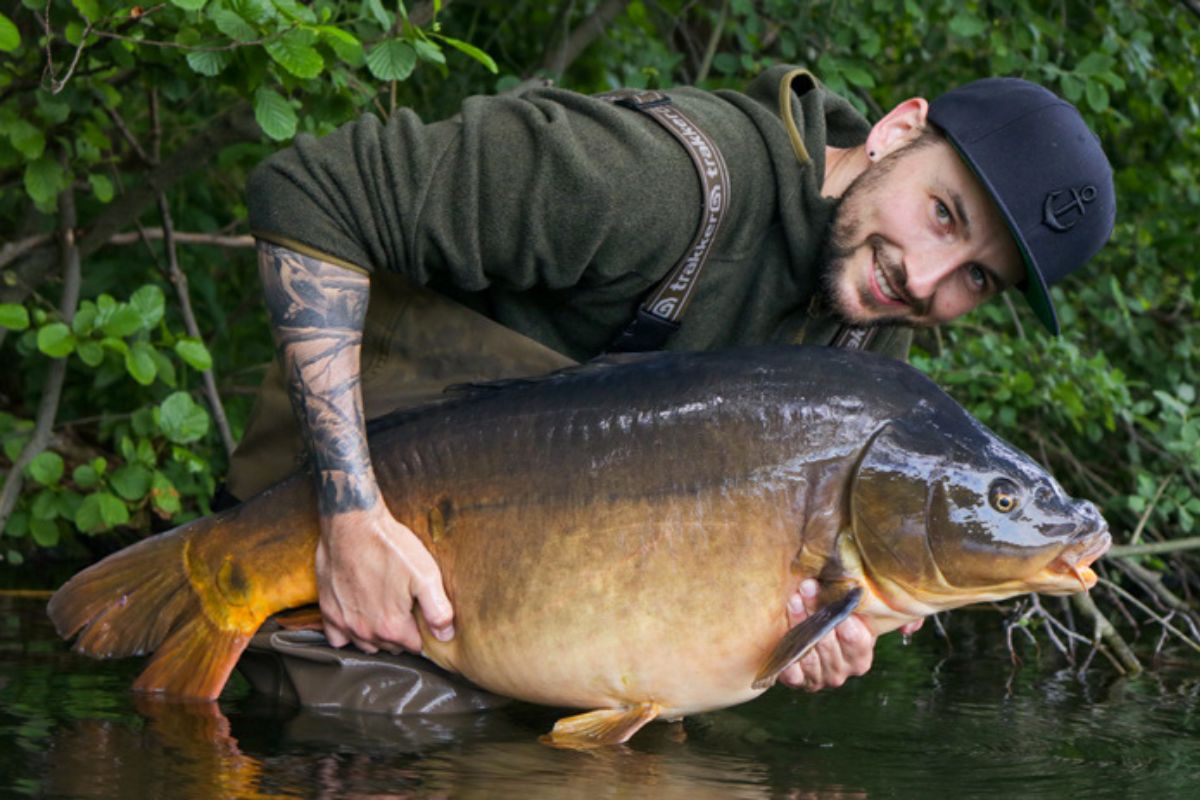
[258,241,378,514]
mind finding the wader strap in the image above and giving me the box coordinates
[831,324,878,350]
[600,89,731,352]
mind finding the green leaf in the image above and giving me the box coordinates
[170,0,208,10]
[28,451,65,487]
[231,0,275,25]
[841,63,875,88]
[125,341,158,385]
[212,9,258,42]
[88,173,114,202]
[1085,80,1109,112]
[5,511,29,539]
[75,492,130,533]
[150,348,177,387]
[366,39,416,81]
[948,12,987,38]
[5,550,24,566]
[111,464,152,501]
[175,337,213,371]
[364,0,395,29]
[151,471,182,516]
[186,50,232,77]
[436,35,497,74]
[8,119,45,160]
[0,303,30,331]
[72,464,99,488]
[254,87,297,141]
[31,489,58,520]
[0,13,19,53]
[30,518,60,547]
[76,340,104,367]
[100,304,144,337]
[24,158,67,213]
[266,29,324,79]
[1076,52,1114,76]
[37,323,76,357]
[71,0,100,22]
[413,39,445,65]
[317,25,364,64]
[130,285,165,328]
[159,392,210,444]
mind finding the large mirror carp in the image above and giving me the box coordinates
[48,346,1110,748]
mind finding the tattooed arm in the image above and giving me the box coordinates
[257,241,454,653]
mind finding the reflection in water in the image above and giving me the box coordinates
[4,592,1200,798]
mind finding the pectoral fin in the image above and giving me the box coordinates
[752,584,864,690]
[539,702,663,749]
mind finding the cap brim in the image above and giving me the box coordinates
[940,135,1061,336]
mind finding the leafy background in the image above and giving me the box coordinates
[1,0,1197,667]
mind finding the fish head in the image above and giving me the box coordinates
[848,407,1111,614]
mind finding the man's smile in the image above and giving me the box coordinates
[868,246,910,309]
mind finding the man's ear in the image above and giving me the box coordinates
[865,98,930,160]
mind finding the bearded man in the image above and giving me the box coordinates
[228,66,1115,695]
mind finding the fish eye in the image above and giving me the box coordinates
[988,479,1021,513]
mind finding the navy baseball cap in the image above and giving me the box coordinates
[928,78,1115,335]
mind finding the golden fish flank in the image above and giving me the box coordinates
[48,346,1110,748]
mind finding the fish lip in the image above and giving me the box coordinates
[1048,529,1112,582]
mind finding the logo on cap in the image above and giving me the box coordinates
[1043,185,1098,232]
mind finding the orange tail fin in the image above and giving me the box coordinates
[48,480,319,700]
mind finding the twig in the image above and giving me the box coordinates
[40,1,95,94]
[155,194,237,459]
[1002,292,1026,340]
[694,0,730,84]
[1108,536,1200,558]
[0,234,54,270]
[1071,591,1143,674]
[106,229,254,248]
[1127,469,1179,547]
[1098,577,1200,654]
[0,157,82,532]
[105,105,151,165]
[536,0,630,77]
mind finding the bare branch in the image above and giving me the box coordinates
[1108,535,1200,558]
[0,156,82,532]
[1071,591,1143,674]
[154,194,237,459]
[538,0,630,78]
[107,229,254,248]
[694,0,730,85]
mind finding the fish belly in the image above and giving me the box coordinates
[413,484,801,716]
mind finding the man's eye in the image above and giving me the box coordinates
[934,200,952,225]
[967,263,989,290]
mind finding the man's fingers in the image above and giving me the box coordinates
[414,579,455,642]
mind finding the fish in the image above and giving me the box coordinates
[47,346,1110,748]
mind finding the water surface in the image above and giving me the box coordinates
[2,589,1197,798]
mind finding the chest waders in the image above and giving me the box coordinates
[231,88,886,716]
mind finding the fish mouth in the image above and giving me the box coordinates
[1046,529,1112,591]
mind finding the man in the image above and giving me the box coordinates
[231,65,1114,694]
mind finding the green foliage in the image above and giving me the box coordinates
[0,0,1197,579]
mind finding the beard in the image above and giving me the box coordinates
[815,141,930,328]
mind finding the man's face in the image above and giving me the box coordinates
[820,135,1026,327]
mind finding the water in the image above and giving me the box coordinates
[3,588,1199,799]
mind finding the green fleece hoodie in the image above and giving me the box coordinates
[246,64,911,360]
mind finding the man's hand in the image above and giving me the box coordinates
[257,241,456,656]
[778,579,924,692]
[317,505,454,654]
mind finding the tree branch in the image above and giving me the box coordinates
[0,157,82,534]
[1,104,261,307]
[107,229,254,248]
[537,0,630,77]
[155,194,237,459]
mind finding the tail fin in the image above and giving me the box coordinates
[47,518,251,700]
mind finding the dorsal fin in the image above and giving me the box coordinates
[366,352,661,436]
